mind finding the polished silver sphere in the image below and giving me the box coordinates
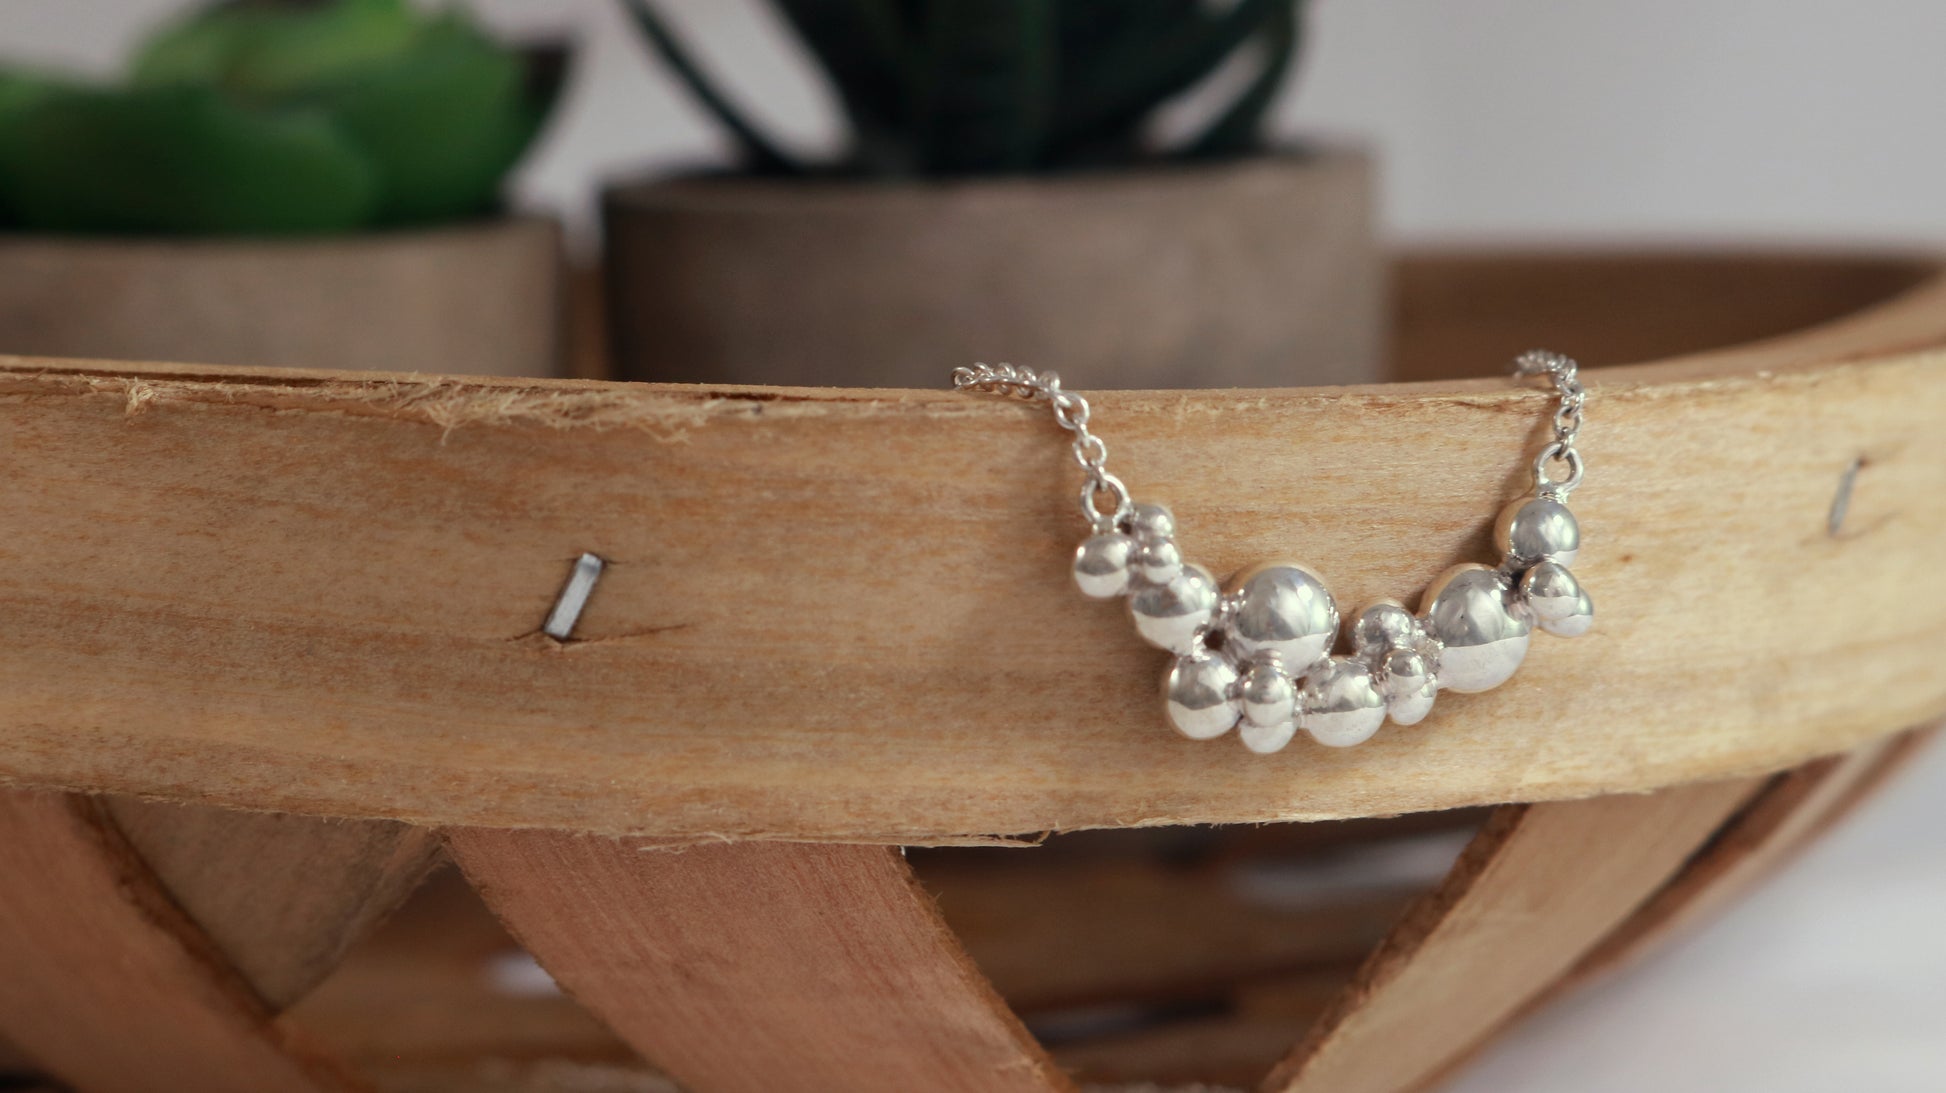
[1421,564,1532,693]
[1127,502,1177,543]
[1379,648,1436,726]
[1240,660,1297,728]
[1136,538,1184,585]
[1073,532,1137,599]
[1163,654,1240,741]
[1129,564,1221,654]
[1239,719,1298,755]
[1519,561,1582,622]
[1539,585,1595,637]
[1224,563,1339,670]
[1494,496,1580,566]
[1351,601,1419,655]
[1301,657,1387,747]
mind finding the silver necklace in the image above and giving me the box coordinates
[952,352,1594,753]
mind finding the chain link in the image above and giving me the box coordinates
[954,351,1588,522]
[953,362,1132,529]
[1512,349,1587,497]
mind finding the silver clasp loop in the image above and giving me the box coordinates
[1533,441,1584,497]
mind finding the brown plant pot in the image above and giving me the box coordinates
[603,149,1382,388]
[0,216,564,377]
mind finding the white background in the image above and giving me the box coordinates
[5,3,1944,1089]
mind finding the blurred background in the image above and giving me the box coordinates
[12,0,1946,245]
[2,3,1942,1091]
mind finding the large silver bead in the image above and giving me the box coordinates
[1073,532,1137,599]
[1127,502,1176,543]
[1420,564,1532,693]
[1519,561,1582,622]
[1239,719,1298,755]
[1162,654,1240,741]
[1129,564,1221,654]
[1135,538,1184,585]
[1301,658,1387,748]
[1240,660,1296,728]
[1224,563,1339,671]
[1351,601,1420,656]
[1540,585,1595,638]
[1494,496,1580,566]
[1379,648,1436,726]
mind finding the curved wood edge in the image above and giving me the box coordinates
[2,254,1945,841]
[0,788,365,1093]
[1259,776,1765,1093]
[446,830,1072,1093]
[103,797,443,1009]
[1553,723,1939,996]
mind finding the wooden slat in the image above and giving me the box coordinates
[447,832,1071,1093]
[0,254,1943,841]
[104,797,442,1008]
[1261,777,1763,1093]
[0,788,362,1093]
[1560,726,1938,991]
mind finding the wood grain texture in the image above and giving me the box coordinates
[104,797,443,1008]
[0,788,362,1093]
[1559,726,1939,993]
[1262,777,1763,1093]
[0,254,1942,841]
[447,832,1070,1093]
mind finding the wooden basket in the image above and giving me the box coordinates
[0,250,1941,1093]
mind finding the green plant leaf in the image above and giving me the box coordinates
[0,85,376,235]
[617,0,798,174]
[912,0,1055,174]
[301,14,543,225]
[1180,0,1299,159]
[133,0,419,101]
[0,69,72,225]
[1051,0,1287,157]
[769,0,917,171]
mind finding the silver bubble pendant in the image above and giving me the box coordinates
[1073,532,1137,599]
[1163,654,1240,741]
[1128,564,1221,655]
[1224,563,1339,671]
[1301,659,1387,748]
[1421,564,1532,693]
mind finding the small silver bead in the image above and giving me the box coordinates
[1162,654,1240,741]
[1239,719,1298,755]
[1540,586,1595,637]
[1379,648,1436,726]
[1128,564,1221,654]
[1351,601,1420,656]
[1301,658,1387,748]
[1073,533,1137,599]
[1494,496,1580,566]
[1224,563,1339,671]
[1135,538,1184,585]
[1421,564,1532,693]
[1240,660,1297,728]
[1519,561,1583,622]
[1126,502,1176,543]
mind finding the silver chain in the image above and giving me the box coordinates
[955,351,1588,520]
[952,363,1133,530]
[1511,349,1586,497]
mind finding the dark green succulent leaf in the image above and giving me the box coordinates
[618,0,799,174]
[913,0,1055,174]
[769,0,917,170]
[296,14,541,225]
[1180,0,1299,159]
[133,0,419,100]
[0,85,376,235]
[1050,0,1288,158]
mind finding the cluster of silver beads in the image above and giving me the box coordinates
[1072,488,1591,752]
[957,351,1594,754]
